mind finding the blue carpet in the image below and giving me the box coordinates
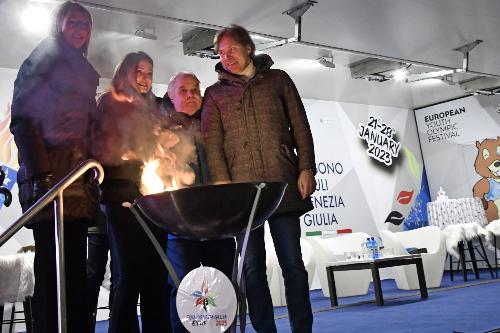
[95,270,500,333]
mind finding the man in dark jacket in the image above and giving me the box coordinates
[201,25,316,333]
[162,72,236,333]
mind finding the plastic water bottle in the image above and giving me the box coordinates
[377,236,384,257]
[370,237,380,259]
[361,238,370,259]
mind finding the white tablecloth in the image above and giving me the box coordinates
[427,197,487,230]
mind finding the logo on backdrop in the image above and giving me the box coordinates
[358,116,401,166]
[472,137,500,222]
[0,103,19,168]
[0,103,19,209]
[385,211,405,225]
[397,190,414,205]
[301,161,345,230]
[0,165,15,209]
[423,106,465,143]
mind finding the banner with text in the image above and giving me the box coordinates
[415,95,500,222]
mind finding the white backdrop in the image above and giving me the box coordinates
[301,99,427,237]
[415,96,500,222]
[415,95,500,222]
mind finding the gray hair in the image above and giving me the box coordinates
[166,72,200,99]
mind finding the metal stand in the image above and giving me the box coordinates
[129,203,180,287]
[54,193,67,333]
[0,160,104,333]
[129,183,268,333]
[233,183,265,333]
[495,234,499,279]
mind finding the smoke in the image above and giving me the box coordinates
[148,125,197,190]
[91,92,198,194]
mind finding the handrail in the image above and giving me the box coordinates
[0,159,104,247]
[0,159,104,333]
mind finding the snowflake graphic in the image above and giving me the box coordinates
[191,275,219,312]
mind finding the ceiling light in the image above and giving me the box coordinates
[22,5,50,34]
[250,34,276,42]
[135,27,157,40]
[406,69,459,83]
[349,58,406,80]
[181,27,218,59]
[459,76,500,95]
[393,69,408,81]
[317,56,335,69]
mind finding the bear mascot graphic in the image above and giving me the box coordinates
[473,137,500,222]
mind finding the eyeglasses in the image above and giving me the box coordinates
[66,20,90,31]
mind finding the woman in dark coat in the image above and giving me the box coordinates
[91,51,171,333]
[10,2,99,332]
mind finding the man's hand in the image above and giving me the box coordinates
[297,169,316,199]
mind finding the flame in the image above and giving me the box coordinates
[140,159,179,195]
[137,127,198,195]
[110,89,134,103]
[121,148,136,161]
[167,178,178,191]
[140,159,164,195]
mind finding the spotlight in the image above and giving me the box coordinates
[317,56,335,69]
[22,5,50,34]
[393,69,408,81]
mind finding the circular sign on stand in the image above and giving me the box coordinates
[176,266,237,333]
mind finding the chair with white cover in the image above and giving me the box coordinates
[0,251,35,333]
[485,219,500,278]
[427,196,494,280]
[264,226,316,306]
[379,226,446,290]
[306,232,371,298]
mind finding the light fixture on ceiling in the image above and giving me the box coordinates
[181,27,218,59]
[254,0,317,52]
[459,76,500,96]
[350,40,486,84]
[405,40,483,83]
[393,68,408,81]
[317,56,335,69]
[135,26,157,40]
[405,69,458,83]
[349,58,406,82]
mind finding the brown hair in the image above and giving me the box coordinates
[214,24,255,58]
[51,1,92,56]
[111,51,154,99]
